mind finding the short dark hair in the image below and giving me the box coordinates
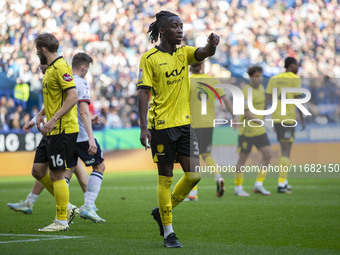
[34,33,59,53]
[247,65,263,76]
[284,57,297,68]
[72,52,93,69]
[147,11,178,43]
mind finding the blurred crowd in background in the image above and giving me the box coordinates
[0,0,340,132]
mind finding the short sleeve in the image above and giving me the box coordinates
[57,65,76,91]
[184,46,199,65]
[77,79,91,104]
[137,55,153,89]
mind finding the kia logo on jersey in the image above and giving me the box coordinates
[63,73,73,82]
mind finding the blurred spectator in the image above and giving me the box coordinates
[0,0,340,131]
[0,105,9,131]
[0,95,7,108]
[311,77,339,122]
[7,98,16,116]
[8,105,24,130]
[0,55,9,73]
[106,107,123,129]
[129,111,139,127]
[13,78,30,110]
[22,112,31,128]
[19,64,33,84]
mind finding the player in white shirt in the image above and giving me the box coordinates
[67,52,106,223]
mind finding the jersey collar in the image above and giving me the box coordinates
[155,46,178,55]
[49,56,63,66]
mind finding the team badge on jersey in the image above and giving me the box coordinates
[63,73,73,82]
[157,144,164,153]
[177,54,184,62]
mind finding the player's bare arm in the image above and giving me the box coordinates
[221,95,238,129]
[298,109,306,130]
[244,109,263,125]
[79,101,97,156]
[42,88,78,136]
[221,94,235,118]
[221,95,231,115]
[294,94,306,130]
[138,88,151,150]
[195,33,220,61]
[265,93,272,110]
[296,105,306,131]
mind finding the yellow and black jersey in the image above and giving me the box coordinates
[190,73,225,128]
[137,45,199,130]
[238,84,266,137]
[266,72,301,123]
[42,56,78,135]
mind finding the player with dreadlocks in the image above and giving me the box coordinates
[137,11,219,248]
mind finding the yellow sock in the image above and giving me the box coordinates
[256,168,268,183]
[158,175,173,226]
[235,172,244,186]
[39,172,54,196]
[204,154,222,179]
[53,179,69,221]
[192,185,197,191]
[171,172,201,209]
[278,156,290,185]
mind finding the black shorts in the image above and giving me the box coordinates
[193,127,213,155]
[71,138,104,167]
[150,124,199,164]
[237,133,270,154]
[274,123,295,143]
[34,132,78,170]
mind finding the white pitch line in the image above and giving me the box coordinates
[0,234,83,244]
[0,234,79,237]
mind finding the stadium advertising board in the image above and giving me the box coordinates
[0,132,43,152]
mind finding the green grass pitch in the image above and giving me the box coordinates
[1,171,339,255]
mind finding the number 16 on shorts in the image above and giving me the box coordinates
[50,154,64,169]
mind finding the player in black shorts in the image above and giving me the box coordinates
[137,11,219,248]
[265,57,306,193]
[33,33,79,231]
[7,64,86,225]
[186,61,235,200]
[235,66,272,196]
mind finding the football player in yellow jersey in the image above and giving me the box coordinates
[185,61,234,201]
[137,11,219,248]
[234,66,272,196]
[32,33,79,231]
[265,57,306,194]
[8,53,106,224]
[7,64,84,224]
